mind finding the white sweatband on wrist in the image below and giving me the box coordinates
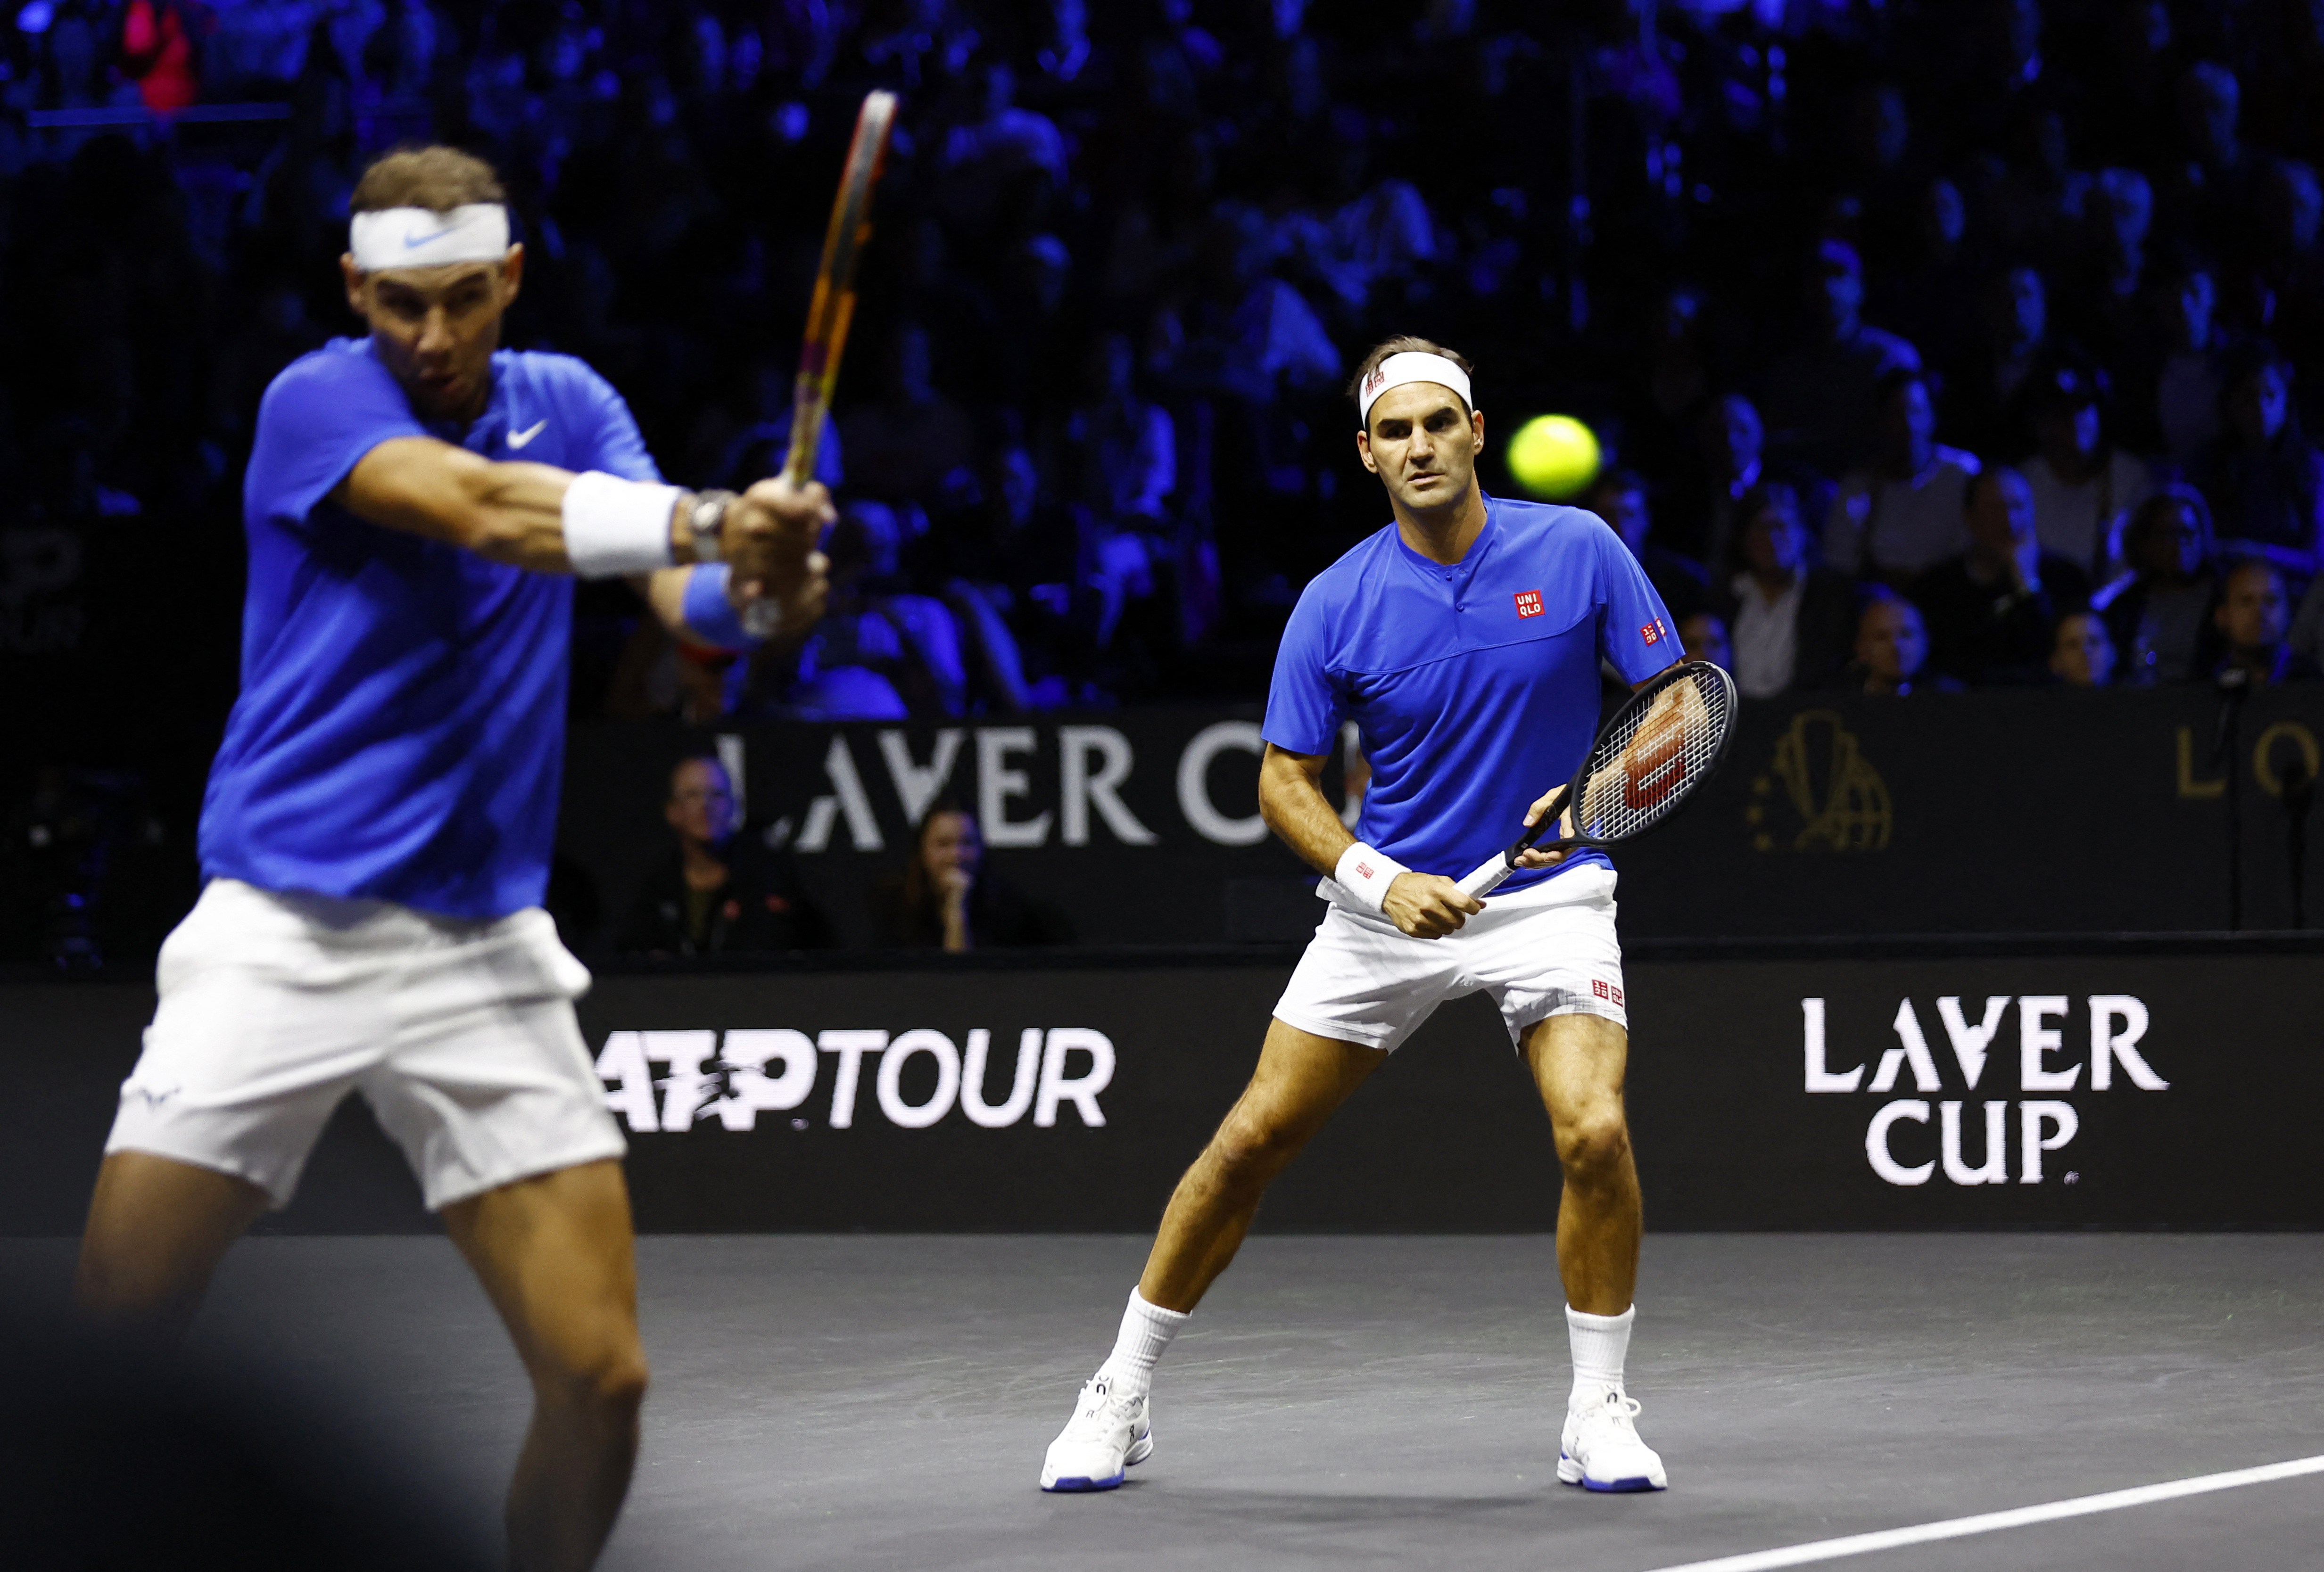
[349,204,511,272]
[1334,842,1409,913]
[1357,351,1473,425]
[561,471,681,578]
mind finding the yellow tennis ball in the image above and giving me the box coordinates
[1507,414,1602,501]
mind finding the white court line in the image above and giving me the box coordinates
[1643,1454,2324,1572]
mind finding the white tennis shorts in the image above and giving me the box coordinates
[105,878,626,1211]
[1274,863,1628,1053]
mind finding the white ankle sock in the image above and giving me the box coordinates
[1567,1303,1634,1409]
[1094,1288,1187,1399]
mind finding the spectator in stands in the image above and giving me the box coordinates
[1762,239,1922,476]
[2134,260,2229,464]
[837,323,977,508]
[2023,364,2150,580]
[1916,466,2092,685]
[2049,610,2118,687]
[1681,393,1765,578]
[1679,611,1730,671]
[1721,483,1858,699]
[2212,560,2319,686]
[1588,469,1708,620]
[1946,264,2051,457]
[1826,370,1979,583]
[871,803,1072,951]
[1845,591,1955,697]
[2094,486,2221,683]
[617,757,831,956]
[777,502,973,720]
[2199,342,2324,575]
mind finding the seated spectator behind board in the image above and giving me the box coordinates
[871,804,1073,951]
[1845,591,1959,696]
[2213,559,2319,686]
[2023,364,2150,581]
[2198,342,2324,576]
[2050,610,2118,687]
[1587,469,1709,620]
[1826,370,1979,584]
[2092,486,2221,683]
[1720,483,1858,699]
[618,757,831,956]
[1679,610,1731,670]
[1914,466,2092,685]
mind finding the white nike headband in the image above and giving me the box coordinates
[349,204,512,272]
[1357,351,1474,426]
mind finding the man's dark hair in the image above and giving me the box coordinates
[1346,335,1475,412]
[350,145,507,215]
[666,755,727,800]
[1874,365,1929,408]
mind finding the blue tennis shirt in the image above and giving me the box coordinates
[201,337,661,918]
[1263,494,1678,896]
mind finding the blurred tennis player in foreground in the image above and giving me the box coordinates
[1042,337,1683,1495]
[74,146,829,1572]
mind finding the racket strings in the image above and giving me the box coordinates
[1572,668,1735,840]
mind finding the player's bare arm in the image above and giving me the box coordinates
[1259,743,1480,939]
[1512,662,1688,871]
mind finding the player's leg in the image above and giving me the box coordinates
[440,1160,646,1572]
[1521,1010,1665,1492]
[1040,1018,1388,1491]
[1522,1011,1640,1316]
[74,1152,271,1342]
[1141,1017,1387,1311]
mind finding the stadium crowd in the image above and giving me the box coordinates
[8,0,2324,961]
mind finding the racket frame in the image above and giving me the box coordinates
[740,90,898,637]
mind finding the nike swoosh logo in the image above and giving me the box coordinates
[403,227,449,249]
[508,420,547,449]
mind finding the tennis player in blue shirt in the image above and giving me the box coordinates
[1043,337,1682,1496]
[74,146,829,1572]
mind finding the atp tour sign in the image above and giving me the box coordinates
[1800,995,2168,1188]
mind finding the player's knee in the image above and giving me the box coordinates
[1554,1107,1632,1186]
[1209,1109,1306,1188]
[539,1339,650,1420]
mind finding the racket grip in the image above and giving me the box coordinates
[1456,856,1514,900]
[741,600,782,639]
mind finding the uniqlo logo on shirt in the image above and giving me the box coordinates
[1593,979,1610,999]
[1356,862,1373,880]
[1641,620,1662,645]
[1514,590,1544,619]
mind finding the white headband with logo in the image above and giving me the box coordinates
[1358,351,1474,425]
[349,204,511,272]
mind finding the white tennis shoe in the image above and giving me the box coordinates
[1039,1375,1153,1492]
[1558,1389,1668,1492]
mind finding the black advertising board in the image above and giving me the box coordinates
[555,685,2324,950]
[7,938,2318,1234]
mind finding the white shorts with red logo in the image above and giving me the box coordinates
[105,878,626,1211]
[1273,863,1628,1053]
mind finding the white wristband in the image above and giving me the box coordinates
[562,471,681,577]
[1333,842,1408,913]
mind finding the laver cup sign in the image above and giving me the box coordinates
[1801,995,2167,1188]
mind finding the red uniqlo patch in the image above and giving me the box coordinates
[1514,590,1544,619]
[1611,984,1626,1006]
[1641,620,1662,645]
[1592,979,1611,999]
[1356,862,1374,880]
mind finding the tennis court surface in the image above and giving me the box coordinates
[8,1230,2316,1570]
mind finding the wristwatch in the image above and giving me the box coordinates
[687,489,738,563]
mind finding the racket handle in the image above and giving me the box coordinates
[1457,856,1514,900]
[741,599,782,639]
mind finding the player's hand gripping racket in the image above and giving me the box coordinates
[1456,660,1740,899]
[741,90,898,637]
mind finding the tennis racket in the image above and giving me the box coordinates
[1455,659,1740,899]
[743,89,898,637]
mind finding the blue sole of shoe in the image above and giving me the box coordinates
[1580,1476,1662,1493]
[1042,1473,1125,1492]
